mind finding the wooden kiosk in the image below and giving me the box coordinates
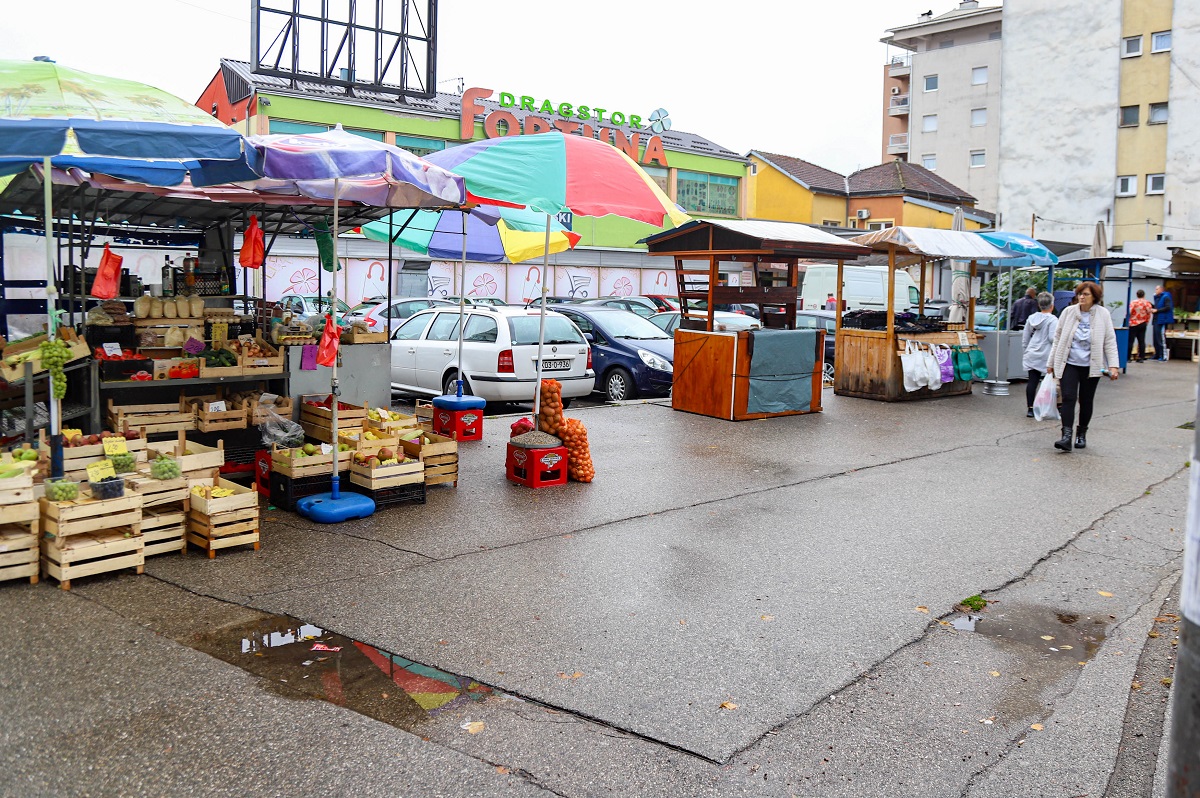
[837,227,1012,402]
[643,220,869,420]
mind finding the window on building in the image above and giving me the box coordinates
[1149,102,1169,124]
[394,133,445,157]
[971,107,987,127]
[924,74,939,92]
[922,114,938,133]
[969,150,986,168]
[344,128,384,141]
[972,66,989,85]
[643,166,669,195]
[1120,105,1140,126]
[821,220,840,227]
[921,154,937,170]
[267,119,329,135]
[1147,173,1165,194]
[939,39,955,49]
[1152,30,1172,52]
[676,171,739,216]
[988,30,1002,40]
[867,221,894,231]
[1116,175,1137,197]
[1122,36,1143,57]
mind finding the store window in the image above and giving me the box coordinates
[676,171,739,216]
[921,154,937,170]
[1152,30,1171,52]
[971,66,988,85]
[1147,173,1165,194]
[1122,35,1143,57]
[1149,102,1169,124]
[867,221,894,231]
[1116,175,1137,197]
[268,120,329,135]
[344,128,384,141]
[969,150,986,168]
[971,107,987,127]
[922,114,938,133]
[1120,105,1139,126]
[643,166,669,195]
[924,74,939,92]
[394,133,445,157]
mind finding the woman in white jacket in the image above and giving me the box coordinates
[1021,292,1058,417]
[1047,281,1119,452]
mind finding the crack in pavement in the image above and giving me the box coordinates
[990,398,1194,447]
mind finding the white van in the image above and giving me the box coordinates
[800,264,920,312]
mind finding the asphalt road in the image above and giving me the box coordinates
[1,360,1194,796]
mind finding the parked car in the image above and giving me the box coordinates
[794,309,837,383]
[572,296,658,318]
[642,294,680,312]
[446,296,508,307]
[648,310,761,333]
[363,297,456,329]
[800,264,920,312]
[277,295,353,326]
[389,305,594,404]
[553,305,674,401]
[525,296,576,308]
[345,298,384,324]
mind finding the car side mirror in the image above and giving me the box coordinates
[584,333,594,343]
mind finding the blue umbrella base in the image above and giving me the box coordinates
[295,492,376,523]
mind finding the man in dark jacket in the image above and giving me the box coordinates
[1010,287,1038,330]
[1152,285,1175,361]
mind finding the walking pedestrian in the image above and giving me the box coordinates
[1151,284,1175,361]
[1047,281,1119,452]
[1010,287,1038,330]
[1022,292,1058,417]
[1128,288,1154,362]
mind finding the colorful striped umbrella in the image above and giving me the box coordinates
[360,205,580,264]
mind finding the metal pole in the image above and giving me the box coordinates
[455,211,466,397]
[43,157,62,479]
[387,214,394,338]
[1168,364,1200,796]
[329,178,341,500]
[531,215,552,427]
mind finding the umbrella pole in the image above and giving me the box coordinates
[330,178,341,500]
[43,157,62,480]
[456,211,466,397]
[531,215,552,428]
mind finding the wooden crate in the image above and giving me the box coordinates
[0,511,39,584]
[349,457,424,490]
[337,429,400,457]
[270,443,351,478]
[414,398,434,424]
[198,341,243,378]
[141,506,186,557]
[239,336,284,375]
[0,465,34,506]
[188,476,257,516]
[107,398,195,435]
[239,397,295,426]
[41,493,144,541]
[300,395,368,425]
[124,471,190,510]
[146,434,225,475]
[186,505,259,559]
[399,432,459,487]
[341,329,387,344]
[0,336,89,383]
[366,411,420,435]
[195,401,248,433]
[41,529,144,590]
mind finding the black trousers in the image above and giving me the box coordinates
[1026,369,1044,408]
[1130,322,1148,361]
[1059,363,1099,431]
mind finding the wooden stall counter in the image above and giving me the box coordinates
[834,328,978,402]
[672,329,825,421]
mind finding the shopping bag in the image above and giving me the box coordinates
[969,347,990,380]
[89,243,122,300]
[952,346,974,382]
[316,314,340,367]
[1032,375,1060,421]
[921,344,942,391]
[239,214,264,269]
[311,218,338,273]
[932,344,955,383]
[900,341,928,392]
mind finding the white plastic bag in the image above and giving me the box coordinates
[921,344,942,391]
[1032,375,1059,421]
[900,341,929,392]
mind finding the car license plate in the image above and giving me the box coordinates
[541,359,570,371]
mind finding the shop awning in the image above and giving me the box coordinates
[642,218,869,260]
[849,226,1012,261]
[1169,248,1200,274]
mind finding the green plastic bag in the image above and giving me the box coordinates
[311,218,340,273]
[952,346,973,382]
[969,347,989,380]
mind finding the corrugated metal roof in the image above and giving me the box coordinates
[707,218,866,248]
[850,226,1012,260]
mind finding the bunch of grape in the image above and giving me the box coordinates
[38,339,71,399]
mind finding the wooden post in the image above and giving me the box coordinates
[886,243,897,390]
[708,254,717,332]
[835,259,844,330]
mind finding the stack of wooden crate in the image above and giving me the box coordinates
[124,471,189,557]
[298,395,368,443]
[399,431,459,488]
[0,464,38,585]
[187,472,260,558]
[40,492,144,590]
[106,398,196,436]
[146,433,225,480]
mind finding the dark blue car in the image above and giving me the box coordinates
[554,306,674,401]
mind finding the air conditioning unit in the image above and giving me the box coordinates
[890,86,901,95]
[856,209,872,220]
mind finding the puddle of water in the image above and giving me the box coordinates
[192,615,492,732]
[950,614,982,631]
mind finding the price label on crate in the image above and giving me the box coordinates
[102,437,128,455]
[239,334,254,344]
[86,459,116,483]
[102,342,123,357]
[957,332,970,347]
[320,443,333,455]
[207,400,227,413]
[211,322,228,343]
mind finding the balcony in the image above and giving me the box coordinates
[887,133,909,155]
[888,94,910,116]
[888,54,912,77]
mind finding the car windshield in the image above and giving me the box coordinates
[648,314,674,331]
[312,298,351,313]
[591,311,670,340]
[508,315,585,346]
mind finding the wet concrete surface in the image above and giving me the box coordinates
[2,361,1195,794]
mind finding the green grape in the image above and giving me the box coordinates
[38,339,70,399]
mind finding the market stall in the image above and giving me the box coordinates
[841,227,1012,402]
[642,219,868,420]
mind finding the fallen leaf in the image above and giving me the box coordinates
[381,692,389,699]
[1149,631,1160,638]
[463,721,485,735]
[1162,678,1174,687]
[1155,614,1180,623]
[1040,635,1055,641]
[1060,645,1073,650]
[1172,640,1179,647]
[556,671,583,680]
[1030,723,1044,731]
[496,766,510,775]
[761,615,775,622]
[1079,661,1088,666]
[437,639,449,645]
[1132,681,1143,690]
[1098,591,1114,597]
[680,619,687,626]
[937,619,951,626]
[915,606,930,614]
[989,671,1001,677]
[719,701,738,710]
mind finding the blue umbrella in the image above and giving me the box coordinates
[976,231,1059,267]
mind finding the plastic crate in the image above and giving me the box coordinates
[269,471,333,511]
[346,480,426,508]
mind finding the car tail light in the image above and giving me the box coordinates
[586,348,593,370]
[498,349,515,373]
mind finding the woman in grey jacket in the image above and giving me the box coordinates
[1047,281,1119,451]
[1021,292,1058,417]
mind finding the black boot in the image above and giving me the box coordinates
[1026,408,1035,418]
[1054,426,1073,452]
[1075,428,1087,449]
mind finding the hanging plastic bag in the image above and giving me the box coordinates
[900,341,928,392]
[259,406,304,448]
[311,218,339,272]
[969,347,990,380]
[316,313,340,367]
[239,214,264,269]
[1032,375,1060,421]
[89,243,123,300]
[932,344,955,383]
[920,343,942,391]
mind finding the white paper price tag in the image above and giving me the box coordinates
[259,392,279,404]
[207,401,227,413]
[102,342,123,356]
[320,443,333,455]
[238,334,254,344]
[957,332,970,347]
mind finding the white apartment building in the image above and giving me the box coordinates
[881,1,1003,212]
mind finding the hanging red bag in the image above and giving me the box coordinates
[239,214,264,269]
[316,313,341,367]
[89,243,122,300]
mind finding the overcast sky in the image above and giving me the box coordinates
[1,0,953,175]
